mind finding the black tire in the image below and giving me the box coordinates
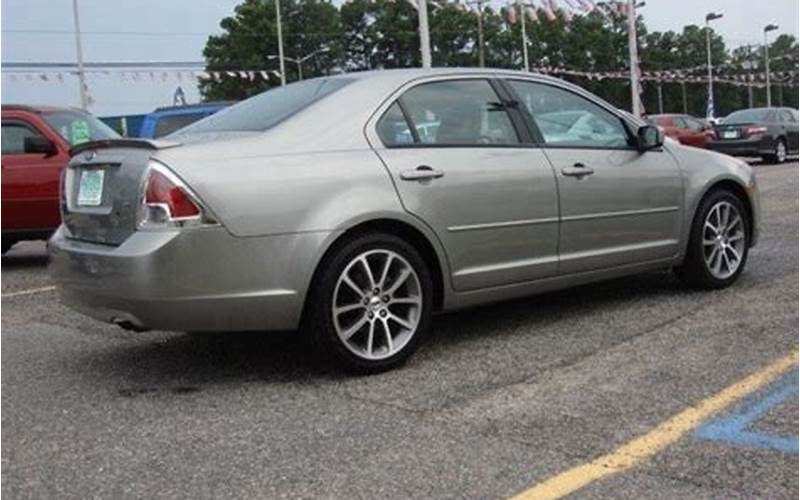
[1,238,15,255]
[303,232,434,373]
[676,190,750,289]
[763,137,787,164]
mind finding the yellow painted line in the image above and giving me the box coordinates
[510,350,799,500]
[1,285,57,298]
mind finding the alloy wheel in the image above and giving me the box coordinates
[776,140,787,163]
[702,201,746,280]
[332,249,422,360]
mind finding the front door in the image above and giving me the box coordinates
[505,79,683,275]
[370,77,560,291]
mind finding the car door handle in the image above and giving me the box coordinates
[400,166,444,181]
[561,163,595,178]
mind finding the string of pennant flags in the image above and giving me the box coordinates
[4,66,796,88]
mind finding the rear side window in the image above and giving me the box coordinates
[780,110,797,123]
[1,122,44,154]
[381,79,520,146]
[377,103,414,146]
[181,78,352,133]
[154,112,207,138]
[508,80,629,148]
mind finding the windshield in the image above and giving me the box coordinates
[42,111,119,146]
[724,109,769,124]
[179,78,353,133]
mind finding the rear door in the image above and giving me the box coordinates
[368,77,560,291]
[1,116,67,231]
[504,79,683,275]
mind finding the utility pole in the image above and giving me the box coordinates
[743,45,755,108]
[657,82,663,113]
[468,0,486,67]
[626,0,640,117]
[704,12,723,119]
[71,0,88,110]
[681,81,688,114]
[764,24,778,107]
[519,1,529,72]
[275,0,286,85]
[418,0,432,68]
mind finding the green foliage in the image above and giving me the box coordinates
[201,0,799,115]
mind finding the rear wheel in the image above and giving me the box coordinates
[304,233,433,373]
[763,138,787,164]
[676,190,750,289]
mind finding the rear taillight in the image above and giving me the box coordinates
[138,161,216,229]
[745,126,767,137]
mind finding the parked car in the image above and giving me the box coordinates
[645,113,715,148]
[1,105,119,253]
[138,102,233,139]
[708,107,799,164]
[50,69,760,372]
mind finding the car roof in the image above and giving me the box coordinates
[333,67,569,86]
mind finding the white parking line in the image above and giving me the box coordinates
[1,285,57,298]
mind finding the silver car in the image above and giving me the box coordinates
[50,68,760,371]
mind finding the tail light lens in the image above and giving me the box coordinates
[138,161,217,229]
[745,126,767,137]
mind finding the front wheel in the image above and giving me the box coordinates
[304,233,433,373]
[676,190,750,289]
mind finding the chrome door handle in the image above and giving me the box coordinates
[561,163,594,178]
[400,166,445,181]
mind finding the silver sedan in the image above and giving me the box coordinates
[50,68,760,372]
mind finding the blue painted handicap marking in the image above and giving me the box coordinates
[695,368,799,454]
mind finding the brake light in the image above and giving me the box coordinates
[138,161,216,228]
[745,126,767,137]
[145,169,200,219]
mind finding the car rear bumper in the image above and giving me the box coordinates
[48,225,332,332]
[707,136,773,157]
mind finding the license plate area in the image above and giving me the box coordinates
[722,130,740,139]
[77,169,105,207]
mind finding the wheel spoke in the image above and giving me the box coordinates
[342,314,369,340]
[365,320,375,356]
[390,296,421,306]
[385,268,411,296]
[378,254,394,289]
[726,215,741,233]
[706,246,719,266]
[702,237,717,246]
[343,275,365,298]
[359,257,376,289]
[728,232,744,242]
[704,221,718,234]
[713,248,724,274]
[381,319,393,352]
[726,245,741,263]
[389,313,414,330]
[334,303,364,316]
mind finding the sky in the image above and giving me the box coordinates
[1,0,798,116]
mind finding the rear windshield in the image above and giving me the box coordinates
[42,111,119,145]
[724,109,770,124]
[153,112,208,138]
[179,78,353,133]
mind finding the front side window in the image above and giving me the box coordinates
[41,111,119,146]
[1,122,45,154]
[180,78,352,133]
[508,80,630,148]
[388,79,520,146]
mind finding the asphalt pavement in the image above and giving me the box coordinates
[2,161,798,499]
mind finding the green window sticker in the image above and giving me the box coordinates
[70,120,92,145]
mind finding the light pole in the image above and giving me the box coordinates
[764,24,778,107]
[741,46,756,108]
[704,12,723,119]
[268,47,330,81]
[418,0,432,68]
[71,0,88,109]
[519,2,529,72]
[467,0,486,67]
[626,0,641,117]
[274,0,286,86]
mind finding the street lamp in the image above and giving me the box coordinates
[268,47,330,81]
[764,24,779,107]
[704,12,723,119]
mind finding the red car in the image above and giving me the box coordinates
[645,114,715,148]
[1,105,118,253]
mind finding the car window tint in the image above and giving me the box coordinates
[724,109,769,123]
[153,112,207,138]
[508,80,629,148]
[1,122,44,154]
[377,103,414,146]
[683,117,704,132]
[180,78,352,133]
[671,117,688,129]
[399,80,520,146]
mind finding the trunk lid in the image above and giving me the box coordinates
[62,139,180,245]
[714,122,756,140]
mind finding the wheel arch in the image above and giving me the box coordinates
[692,178,755,245]
[301,217,449,326]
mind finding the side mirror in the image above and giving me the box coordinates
[636,125,663,152]
[24,136,57,156]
